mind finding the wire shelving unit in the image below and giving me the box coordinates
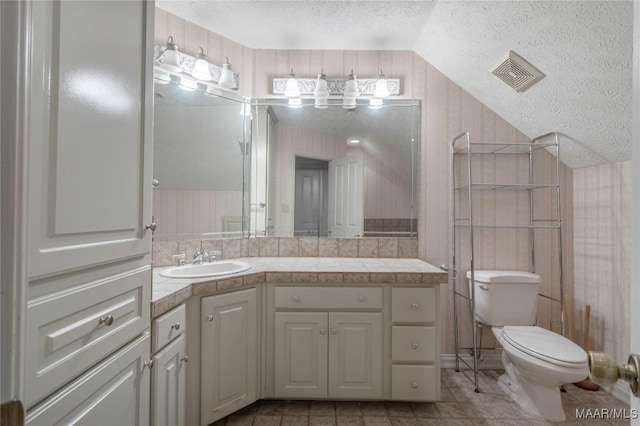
[450,132,564,393]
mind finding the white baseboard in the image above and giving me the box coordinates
[440,353,503,370]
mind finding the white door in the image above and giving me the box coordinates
[328,154,364,237]
[201,289,257,426]
[274,312,328,398]
[152,335,187,426]
[631,3,640,419]
[328,312,382,399]
[1,0,154,415]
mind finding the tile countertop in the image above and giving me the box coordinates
[151,257,448,318]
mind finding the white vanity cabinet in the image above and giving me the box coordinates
[201,288,258,425]
[390,287,440,401]
[272,287,383,399]
[151,305,188,426]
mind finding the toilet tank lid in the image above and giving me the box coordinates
[466,270,541,283]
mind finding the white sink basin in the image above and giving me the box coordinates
[159,261,251,279]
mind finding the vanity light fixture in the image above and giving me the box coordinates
[313,70,329,109]
[342,70,360,109]
[284,69,301,98]
[374,69,390,98]
[161,36,182,72]
[154,67,172,85]
[287,98,303,108]
[191,47,212,81]
[218,58,237,89]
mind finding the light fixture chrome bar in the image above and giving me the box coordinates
[153,46,240,89]
[272,77,400,96]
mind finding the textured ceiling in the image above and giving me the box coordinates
[156,1,634,168]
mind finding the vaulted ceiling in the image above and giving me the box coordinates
[156,1,633,168]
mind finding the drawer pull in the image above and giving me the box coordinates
[171,323,181,331]
[292,296,299,302]
[411,381,419,389]
[411,303,419,309]
[320,328,326,335]
[143,360,154,369]
[98,315,114,326]
[180,356,189,363]
[358,296,365,302]
[331,328,337,335]
[206,315,214,322]
[412,343,419,349]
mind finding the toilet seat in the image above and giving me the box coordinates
[502,326,587,368]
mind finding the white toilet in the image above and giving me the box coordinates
[467,270,588,422]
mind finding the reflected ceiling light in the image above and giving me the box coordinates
[342,97,356,109]
[191,47,212,81]
[284,69,301,98]
[288,98,303,108]
[179,76,198,91]
[369,98,384,109]
[218,57,237,89]
[154,68,171,85]
[161,36,181,73]
[374,69,390,98]
[348,138,361,145]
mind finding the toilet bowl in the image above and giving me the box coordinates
[492,326,588,421]
[467,270,588,422]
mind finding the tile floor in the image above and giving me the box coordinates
[210,369,633,426]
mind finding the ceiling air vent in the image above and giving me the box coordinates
[491,50,545,92]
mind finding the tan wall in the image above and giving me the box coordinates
[154,9,574,354]
[573,161,630,364]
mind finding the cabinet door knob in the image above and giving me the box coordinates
[144,360,154,369]
[145,222,157,232]
[171,323,181,331]
[292,296,299,302]
[411,381,419,389]
[98,315,114,326]
[411,303,419,309]
[320,328,326,335]
[180,356,189,363]
[331,328,337,335]
[358,296,365,302]
[206,314,214,321]
[412,343,419,349]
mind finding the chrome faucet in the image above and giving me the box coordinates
[193,251,209,265]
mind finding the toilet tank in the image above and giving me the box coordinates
[466,270,541,326]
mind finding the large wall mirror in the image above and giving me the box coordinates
[250,99,420,238]
[152,78,251,242]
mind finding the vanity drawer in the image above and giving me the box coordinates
[391,287,436,323]
[26,267,150,407]
[274,286,382,310]
[391,326,436,362]
[391,365,437,401]
[152,304,186,353]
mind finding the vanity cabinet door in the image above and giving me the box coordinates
[201,289,257,425]
[274,312,328,398]
[151,335,186,426]
[328,312,382,399]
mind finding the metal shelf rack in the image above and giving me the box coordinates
[450,132,564,392]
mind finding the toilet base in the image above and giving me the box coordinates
[498,354,566,422]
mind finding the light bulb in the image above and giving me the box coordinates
[288,98,303,108]
[374,69,390,98]
[314,98,328,109]
[369,98,384,109]
[161,36,181,73]
[191,47,212,81]
[313,71,329,99]
[218,58,236,89]
[284,69,301,98]
[343,69,360,98]
[342,97,356,109]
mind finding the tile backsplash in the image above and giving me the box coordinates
[152,237,418,267]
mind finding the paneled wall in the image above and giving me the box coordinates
[154,9,574,355]
[573,161,630,364]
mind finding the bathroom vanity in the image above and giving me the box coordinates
[151,257,447,426]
